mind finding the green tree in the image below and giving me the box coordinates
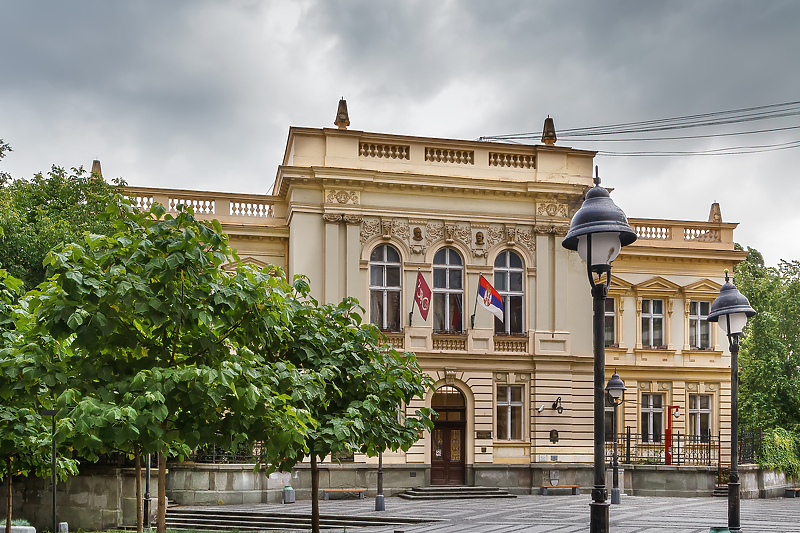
[17,199,318,533]
[0,164,122,289]
[0,268,77,533]
[281,291,434,533]
[0,139,10,186]
[735,246,800,434]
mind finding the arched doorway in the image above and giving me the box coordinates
[431,385,466,485]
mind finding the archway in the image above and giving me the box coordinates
[431,385,466,485]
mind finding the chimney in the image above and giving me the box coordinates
[541,116,557,146]
[708,202,722,223]
[91,159,103,179]
[334,98,350,130]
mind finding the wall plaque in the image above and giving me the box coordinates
[476,430,492,439]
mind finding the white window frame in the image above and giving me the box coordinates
[605,297,616,347]
[641,393,664,443]
[689,301,711,349]
[641,298,665,348]
[493,250,525,335]
[688,394,712,441]
[496,384,524,441]
[432,247,464,333]
[369,244,402,332]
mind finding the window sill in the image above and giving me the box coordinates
[494,332,528,337]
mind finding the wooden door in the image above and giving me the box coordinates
[431,414,465,485]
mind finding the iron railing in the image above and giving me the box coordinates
[605,426,720,468]
[737,427,764,465]
[188,442,265,464]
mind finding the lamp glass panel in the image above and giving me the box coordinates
[608,387,623,400]
[576,232,622,266]
[719,312,748,335]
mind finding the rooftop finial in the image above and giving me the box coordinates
[708,201,722,223]
[724,268,730,282]
[334,98,350,130]
[594,165,601,186]
[541,116,557,146]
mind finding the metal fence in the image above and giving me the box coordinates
[188,442,266,464]
[605,426,720,468]
[738,427,764,465]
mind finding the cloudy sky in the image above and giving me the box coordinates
[2,1,799,265]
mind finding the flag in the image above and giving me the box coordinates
[477,274,504,322]
[414,270,432,321]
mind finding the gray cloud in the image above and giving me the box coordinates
[1,0,799,263]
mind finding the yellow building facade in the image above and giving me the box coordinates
[126,120,746,492]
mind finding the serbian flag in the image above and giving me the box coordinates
[477,274,504,322]
[414,270,432,321]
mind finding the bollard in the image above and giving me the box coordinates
[709,528,730,533]
[283,485,295,504]
[58,523,69,533]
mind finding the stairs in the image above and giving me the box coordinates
[397,486,516,500]
[164,507,432,530]
[713,485,729,497]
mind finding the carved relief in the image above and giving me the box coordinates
[505,225,516,245]
[534,223,568,235]
[425,222,444,246]
[343,214,362,225]
[360,219,381,244]
[392,221,410,241]
[381,218,393,239]
[475,232,485,246]
[486,226,503,248]
[323,213,342,223]
[325,190,360,205]
[537,202,568,218]
[412,227,424,241]
[452,224,471,247]
[516,228,535,253]
[445,224,456,243]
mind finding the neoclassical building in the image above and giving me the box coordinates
[126,112,746,492]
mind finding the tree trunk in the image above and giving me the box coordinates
[157,448,166,533]
[135,445,143,532]
[5,458,11,533]
[311,453,319,533]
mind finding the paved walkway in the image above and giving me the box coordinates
[185,494,800,532]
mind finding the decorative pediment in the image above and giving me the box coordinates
[633,276,681,295]
[223,256,272,272]
[681,278,722,299]
[597,274,633,295]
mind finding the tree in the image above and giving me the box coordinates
[735,246,800,434]
[0,139,10,186]
[0,164,122,289]
[17,199,318,533]
[0,268,77,533]
[279,290,434,533]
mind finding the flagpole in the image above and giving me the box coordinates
[471,272,481,329]
[410,267,420,327]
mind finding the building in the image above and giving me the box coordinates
[125,108,747,494]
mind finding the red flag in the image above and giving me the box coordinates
[414,270,432,321]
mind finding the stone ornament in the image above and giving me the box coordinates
[360,219,381,244]
[325,190,360,205]
[412,227,424,241]
[381,218,393,239]
[343,214,362,225]
[392,221,410,241]
[506,225,516,246]
[537,202,569,218]
[323,213,342,223]
[475,231,485,246]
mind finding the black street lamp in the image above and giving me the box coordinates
[375,451,385,511]
[707,270,755,533]
[563,167,636,533]
[605,372,626,505]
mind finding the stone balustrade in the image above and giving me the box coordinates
[627,218,737,250]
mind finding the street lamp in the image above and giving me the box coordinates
[605,372,626,505]
[707,270,755,533]
[563,167,637,533]
[40,409,57,533]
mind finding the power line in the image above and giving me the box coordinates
[597,139,800,157]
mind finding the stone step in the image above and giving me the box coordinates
[398,492,517,500]
[398,486,516,500]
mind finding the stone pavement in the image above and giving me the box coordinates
[183,494,800,532]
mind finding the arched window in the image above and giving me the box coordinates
[433,247,463,333]
[493,250,524,334]
[370,244,401,332]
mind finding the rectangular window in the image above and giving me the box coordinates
[641,393,664,443]
[689,301,711,349]
[689,394,711,442]
[641,299,664,348]
[604,392,617,442]
[604,298,616,347]
[496,385,523,440]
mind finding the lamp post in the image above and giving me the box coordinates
[562,167,637,533]
[375,451,385,511]
[40,409,57,533]
[707,270,755,532]
[605,372,626,505]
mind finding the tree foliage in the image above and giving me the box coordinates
[0,165,122,289]
[735,246,800,435]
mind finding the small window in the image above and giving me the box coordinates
[493,251,524,334]
[689,301,711,349]
[432,248,464,333]
[689,394,712,442]
[641,393,664,443]
[604,392,617,442]
[496,385,523,440]
[641,299,664,348]
[369,244,401,332]
[604,298,616,347]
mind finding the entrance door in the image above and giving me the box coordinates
[431,386,466,485]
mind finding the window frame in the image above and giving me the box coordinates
[604,297,616,347]
[641,298,665,348]
[432,247,464,334]
[688,393,712,442]
[641,393,664,443]
[493,250,525,335]
[496,384,524,441]
[368,244,402,332]
[689,301,711,350]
